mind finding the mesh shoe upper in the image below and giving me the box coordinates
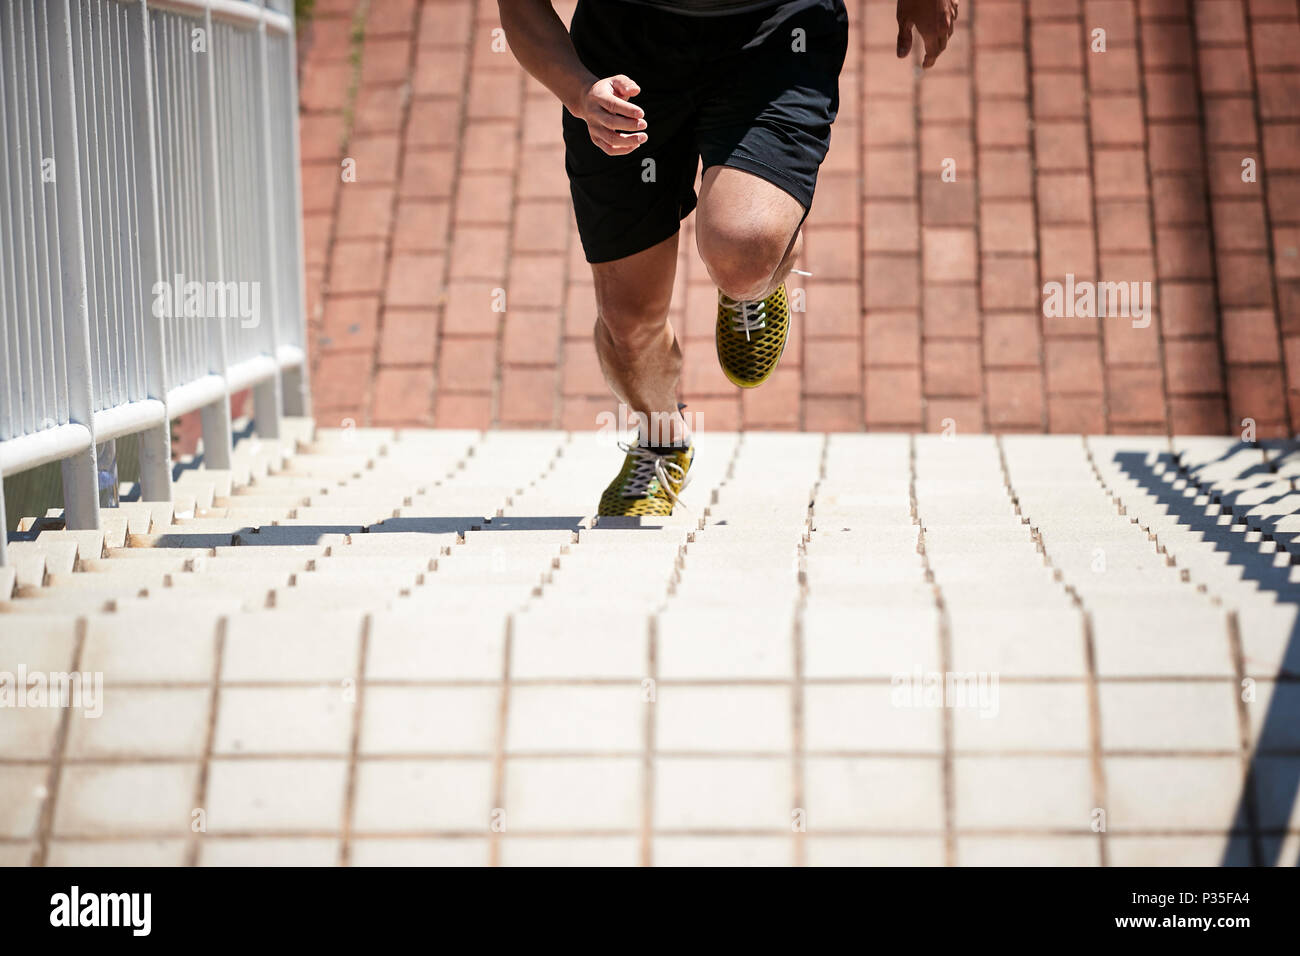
[597,442,694,517]
[715,283,791,389]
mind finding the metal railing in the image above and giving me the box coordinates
[0,0,311,565]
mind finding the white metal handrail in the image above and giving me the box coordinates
[0,0,311,565]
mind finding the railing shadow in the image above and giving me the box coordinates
[1111,443,1300,867]
[143,515,594,548]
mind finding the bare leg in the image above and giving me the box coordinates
[591,232,690,447]
[695,164,807,302]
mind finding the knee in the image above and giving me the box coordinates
[698,221,793,301]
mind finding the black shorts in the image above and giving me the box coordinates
[562,0,849,264]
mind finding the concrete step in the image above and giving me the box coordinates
[3,426,1293,864]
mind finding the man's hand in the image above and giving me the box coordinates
[573,74,648,156]
[897,0,958,69]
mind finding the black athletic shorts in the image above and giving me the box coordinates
[562,0,850,264]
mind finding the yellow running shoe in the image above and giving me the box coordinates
[597,441,694,517]
[715,283,793,389]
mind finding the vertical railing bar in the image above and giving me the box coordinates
[115,1,141,401]
[80,0,100,410]
[198,5,232,469]
[171,13,191,386]
[251,1,282,438]
[33,0,65,429]
[5,1,30,435]
[0,18,7,543]
[192,14,210,384]
[228,27,245,366]
[156,11,174,377]
[212,20,228,363]
[80,0,105,411]
[46,0,100,530]
[14,1,36,432]
[232,29,245,364]
[153,10,176,388]
[131,0,172,501]
[102,0,125,410]
[16,0,43,435]
[123,4,146,402]
[96,0,124,412]
[148,10,165,378]
[0,466,7,565]
[174,12,194,385]
[0,10,18,440]
[103,0,119,409]
[162,12,185,382]
[0,4,29,436]
[160,11,181,380]
[75,0,106,414]
[242,32,254,355]
[15,2,46,432]
[281,17,310,413]
[183,13,202,384]
[35,0,62,428]
[19,0,43,434]
[49,0,77,428]
[118,4,135,405]
[68,0,93,409]
[111,0,128,403]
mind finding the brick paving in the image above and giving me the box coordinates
[3,425,1299,865]
[296,0,1300,437]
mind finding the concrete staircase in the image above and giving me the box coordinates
[1,422,1298,866]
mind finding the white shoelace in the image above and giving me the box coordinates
[721,270,812,342]
[618,441,691,507]
[721,296,768,342]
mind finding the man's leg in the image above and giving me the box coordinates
[695,164,806,303]
[591,232,690,448]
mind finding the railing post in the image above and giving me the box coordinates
[275,0,310,417]
[252,0,282,441]
[0,473,8,566]
[130,0,173,501]
[197,5,231,470]
[286,0,311,416]
[47,0,99,531]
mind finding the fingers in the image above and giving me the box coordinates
[595,74,645,156]
[588,114,647,155]
[899,3,957,69]
[591,136,642,157]
[608,74,641,99]
[921,27,948,68]
[589,128,645,155]
[592,104,646,134]
[595,89,645,122]
[583,74,648,156]
[896,16,913,58]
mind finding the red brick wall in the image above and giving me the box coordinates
[295,0,1300,437]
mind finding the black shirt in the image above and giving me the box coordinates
[613,0,788,14]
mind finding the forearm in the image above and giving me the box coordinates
[497,0,595,115]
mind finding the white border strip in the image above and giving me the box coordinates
[93,399,169,443]
[140,0,291,34]
[0,425,94,478]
